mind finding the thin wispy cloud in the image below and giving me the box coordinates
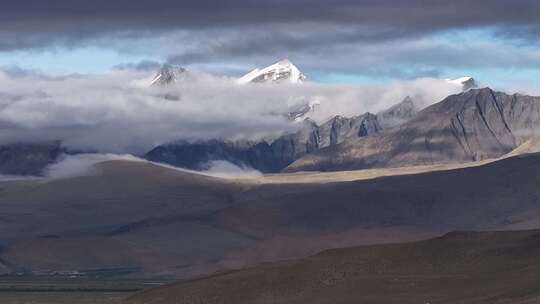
[0,153,263,181]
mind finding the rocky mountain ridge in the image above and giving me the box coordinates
[286,88,540,172]
[145,113,382,173]
[377,96,419,128]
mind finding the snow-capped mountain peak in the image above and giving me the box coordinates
[237,59,306,84]
[151,64,187,86]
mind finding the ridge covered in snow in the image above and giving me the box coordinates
[237,59,306,84]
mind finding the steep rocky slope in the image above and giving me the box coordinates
[377,96,418,128]
[287,88,540,172]
[317,113,381,148]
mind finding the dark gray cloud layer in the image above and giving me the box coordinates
[2,0,540,84]
[1,0,540,52]
[3,1,539,29]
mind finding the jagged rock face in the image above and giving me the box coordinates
[377,96,419,128]
[151,64,187,86]
[145,114,382,173]
[448,89,516,160]
[269,119,320,167]
[286,88,540,172]
[269,114,380,168]
[318,113,381,148]
[0,141,63,175]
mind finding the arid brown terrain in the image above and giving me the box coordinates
[0,151,539,303]
[126,229,540,304]
[0,151,539,280]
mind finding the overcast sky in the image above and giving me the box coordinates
[1,0,540,89]
[1,1,540,155]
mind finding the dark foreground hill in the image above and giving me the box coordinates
[0,153,540,279]
[126,229,540,304]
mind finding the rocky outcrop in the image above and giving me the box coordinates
[268,119,320,169]
[377,96,418,128]
[317,113,381,148]
[150,64,187,86]
[286,88,540,172]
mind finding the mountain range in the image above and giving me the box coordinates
[143,61,487,173]
[286,88,540,172]
[0,93,416,176]
[3,60,540,302]
[0,59,524,178]
[145,112,381,173]
[144,82,540,176]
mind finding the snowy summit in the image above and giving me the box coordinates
[237,59,306,84]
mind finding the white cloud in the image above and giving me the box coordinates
[43,153,144,179]
[0,153,260,181]
[0,174,40,182]
[0,153,145,181]
[199,160,262,178]
[0,68,468,154]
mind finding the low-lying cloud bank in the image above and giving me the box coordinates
[0,153,262,181]
[0,68,466,154]
[44,153,144,179]
[0,174,40,182]
[199,160,262,178]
